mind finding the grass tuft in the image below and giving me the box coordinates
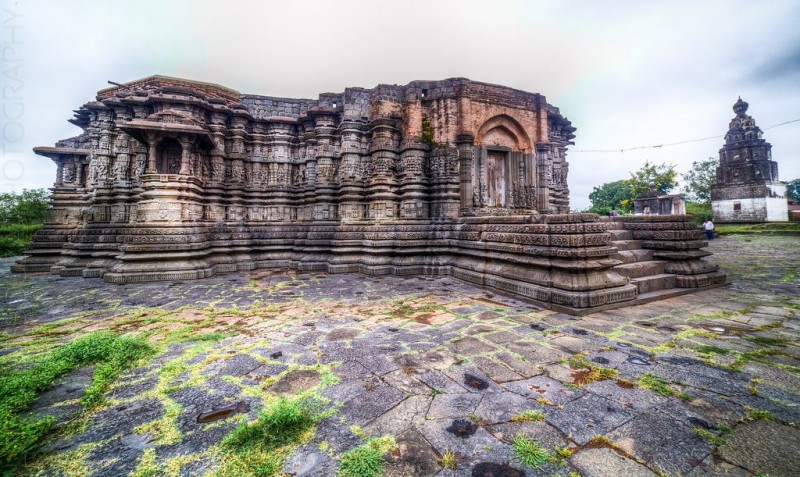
[637,373,679,398]
[338,436,397,477]
[693,427,726,446]
[510,410,545,422]
[439,450,457,470]
[695,345,730,355]
[511,434,552,469]
[746,409,776,422]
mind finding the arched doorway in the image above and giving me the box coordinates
[475,115,535,209]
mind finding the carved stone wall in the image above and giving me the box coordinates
[13,76,724,314]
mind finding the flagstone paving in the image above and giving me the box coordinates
[1,234,798,476]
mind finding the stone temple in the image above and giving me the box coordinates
[13,76,725,314]
[711,98,789,223]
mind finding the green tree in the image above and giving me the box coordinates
[787,178,800,202]
[587,162,679,214]
[681,157,718,203]
[0,189,50,224]
[628,161,678,199]
[588,179,633,215]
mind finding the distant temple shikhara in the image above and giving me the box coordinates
[14,76,725,314]
[711,97,788,223]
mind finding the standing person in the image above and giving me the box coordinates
[703,219,715,240]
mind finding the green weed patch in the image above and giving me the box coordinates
[218,397,330,477]
[0,331,154,473]
[338,436,397,477]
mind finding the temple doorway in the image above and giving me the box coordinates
[157,139,182,174]
[486,150,507,207]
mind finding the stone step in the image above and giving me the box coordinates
[630,273,676,294]
[614,260,666,278]
[605,220,625,231]
[608,229,633,240]
[635,287,698,305]
[611,249,655,264]
[610,240,643,251]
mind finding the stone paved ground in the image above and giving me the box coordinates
[1,234,798,477]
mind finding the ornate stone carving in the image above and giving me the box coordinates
[14,75,723,315]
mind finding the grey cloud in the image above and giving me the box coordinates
[751,43,800,83]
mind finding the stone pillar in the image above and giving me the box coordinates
[398,138,429,219]
[146,133,158,173]
[474,148,486,208]
[457,134,474,210]
[76,159,84,187]
[179,136,192,175]
[536,143,552,213]
[56,158,64,186]
[368,119,400,221]
[338,119,368,221]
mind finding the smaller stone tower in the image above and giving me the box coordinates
[711,98,788,223]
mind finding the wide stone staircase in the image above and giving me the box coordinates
[607,221,687,303]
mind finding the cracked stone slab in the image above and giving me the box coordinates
[546,393,637,445]
[472,391,531,425]
[447,336,496,356]
[70,398,165,446]
[607,409,712,476]
[416,419,508,464]
[247,363,289,381]
[325,327,361,341]
[582,379,669,411]
[364,395,432,437]
[486,420,568,450]
[427,393,483,420]
[492,351,542,378]
[505,341,570,364]
[686,454,752,477]
[400,350,459,371]
[550,335,605,354]
[381,369,432,396]
[340,384,406,425]
[418,370,467,394]
[266,369,322,394]
[442,365,504,394]
[309,416,363,454]
[502,375,584,406]
[383,428,442,477]
[354,354,400,376]
[88,434,147,477]
[570,448,658,477]
[333,360,374,380]
[717,419,800,477]
[471,356,524,383]
[657,389,744,428]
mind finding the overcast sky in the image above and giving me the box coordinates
[1,0,798,210]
